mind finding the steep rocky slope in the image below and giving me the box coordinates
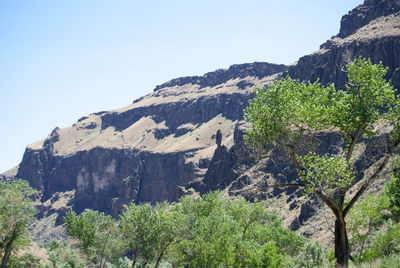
[15,62,284,218]
[3,0,400,242]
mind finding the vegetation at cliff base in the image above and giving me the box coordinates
[63,192,310,267]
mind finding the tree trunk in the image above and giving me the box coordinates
[154,255,162,268]
[132,250,139,268]
[334,219,349,268]
[1,235,15,268]
[155,246,168,268]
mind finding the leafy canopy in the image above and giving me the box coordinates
[244,76,335,147]
[64,209,122,266]
[0,179,37,267]
[244,57,397,197]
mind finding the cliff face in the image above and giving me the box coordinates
[8,0,400,239]
[18,146,197,216]
[15,62,283,217]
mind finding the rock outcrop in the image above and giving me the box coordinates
[338,0,400,38]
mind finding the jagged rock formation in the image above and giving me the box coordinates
[3,0,400,242]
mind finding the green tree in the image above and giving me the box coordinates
[361,220,400,262]
[171,192,304,267]
[347,193,389,261]
[347,163,400,263]
[227,197,305,266]
[172,192,238,267]
[64,209,121,267]
[244,57,400,267]
[120,202,181,268]
[0,179,37,268]
[244,241,285,268]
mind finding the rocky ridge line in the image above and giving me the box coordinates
[153,62,287,91]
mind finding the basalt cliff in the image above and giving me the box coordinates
[4,0,400,241]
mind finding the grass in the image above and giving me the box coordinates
[350,254,400,268]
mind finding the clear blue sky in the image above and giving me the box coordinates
[0,0,363,173]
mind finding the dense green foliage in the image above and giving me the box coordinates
[58,187,399,267]
[44,240,86,268]
[120,202,180,267]
[1,171,399,267]
[169,193,306,267]
[64,209,123,267]
[62,192,308,267]
[244,76,334,147]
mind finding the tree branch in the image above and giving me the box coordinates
[288,145,304,172]
[314,189,341,220]
[346,115,368,163]
[343,137,400,217]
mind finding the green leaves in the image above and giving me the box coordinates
[333,57,395,140]
[120,201,182,267]
[245,57,396,150]
[386,161,400,222]
[299,152,355,196]
[171,192,304,267]
[244,76,334,147]
[64,209,122,266]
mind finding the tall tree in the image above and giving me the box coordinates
[64,209,121,267]
[120,202,181,268]
[244,57,400,267]
[0,179,37,268]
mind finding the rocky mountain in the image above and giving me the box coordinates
[15,62,284,220]
[3,0,400,241]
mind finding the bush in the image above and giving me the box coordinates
[295,241,328,268]
[44,239,86,268]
